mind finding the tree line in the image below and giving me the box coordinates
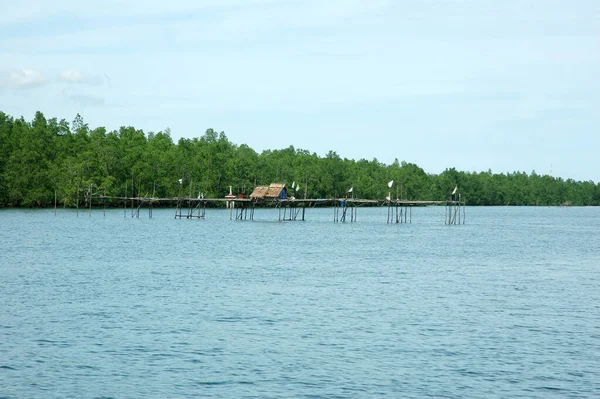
[1,111,599,207]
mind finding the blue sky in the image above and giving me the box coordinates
[1,0,598,182]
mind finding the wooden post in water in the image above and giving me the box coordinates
[131,175,134,218]
[188,180,193,218]
[458,193,460,224]
[76,182,80,217]
[124,181,127,218]
[444,200,447,225]
[89,183,92,217]
[453,198,459,224]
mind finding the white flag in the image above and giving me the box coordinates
[292,181,296,189]
[347,186,353,193]
[388,180,394,188]
[295,184,300,192]
[178,178,183,184]
[452,185,457,195]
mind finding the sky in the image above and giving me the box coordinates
[1,0,599,182]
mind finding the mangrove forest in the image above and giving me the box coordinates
[1,111,599,207]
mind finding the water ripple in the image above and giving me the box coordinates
[1,207,599,398]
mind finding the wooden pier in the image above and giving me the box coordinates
[90,194,465,225]
[71,179,468,224]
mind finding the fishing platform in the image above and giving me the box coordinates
[86,181,465,225]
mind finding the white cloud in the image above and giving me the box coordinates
[60,68,84,83]
[0,68,47,88]
[59,68,106,85]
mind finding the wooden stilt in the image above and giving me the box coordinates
[76,182,80,217]
[387,203,390,223]
[131,176,134,218]
[89,184,92,217]
[124,181,127,218]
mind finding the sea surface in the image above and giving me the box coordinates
[1,206,599,398]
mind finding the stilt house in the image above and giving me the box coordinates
[250,183,287,200]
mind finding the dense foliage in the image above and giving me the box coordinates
[1,111,598,207]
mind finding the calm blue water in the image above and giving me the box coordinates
[1,206,599,398]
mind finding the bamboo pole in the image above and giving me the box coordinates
[76,182,80,217]
[459,200,462,224]
[124,181,127,218]
[188,180,193,218]
[131,175,134,218]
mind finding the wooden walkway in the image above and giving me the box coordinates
[93,195,465,224]
[97,196,444,206]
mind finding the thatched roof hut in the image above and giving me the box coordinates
[250,183,287,199]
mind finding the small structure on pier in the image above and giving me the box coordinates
[250,183,287,200]
[225,186,236,209]
[247,183,293,221]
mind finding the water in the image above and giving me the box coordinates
[1,206,599,398]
